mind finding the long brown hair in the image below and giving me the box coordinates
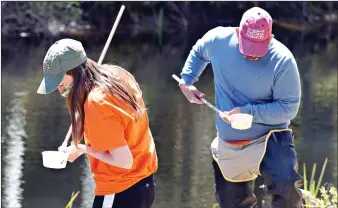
[66,58,143,145]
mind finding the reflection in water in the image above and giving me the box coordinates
[0,38,336,208]
[80,158,95,208]
[2,92,27,208]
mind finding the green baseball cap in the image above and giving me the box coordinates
[37,39,87,94]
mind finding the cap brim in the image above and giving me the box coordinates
[37,73,65,94]
[239,35,270,57]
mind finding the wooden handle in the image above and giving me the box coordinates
[98,5,125,65]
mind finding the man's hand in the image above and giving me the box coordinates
[58,144,85,163]
[179,84,205,104]
[219,107,241,123]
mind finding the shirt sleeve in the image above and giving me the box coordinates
[180,27,219,85]
[85,93,130,153]
[239,57,301,124]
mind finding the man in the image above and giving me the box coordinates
[178,7,302,208]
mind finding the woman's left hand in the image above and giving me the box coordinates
[58,144,85,163]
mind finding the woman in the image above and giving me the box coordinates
[37,39,158,208]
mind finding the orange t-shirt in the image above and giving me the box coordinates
[83,74,158,196]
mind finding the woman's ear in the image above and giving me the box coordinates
[236,27,239,37]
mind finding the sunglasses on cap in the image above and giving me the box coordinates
[242,54,261,61]
[236,43,262,61]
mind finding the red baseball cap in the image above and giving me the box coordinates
[238,7,273,57]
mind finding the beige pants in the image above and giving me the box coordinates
[211,129,291,182]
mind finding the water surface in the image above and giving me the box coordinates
[1,35,337,208]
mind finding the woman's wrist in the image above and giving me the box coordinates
[78,144,87,153]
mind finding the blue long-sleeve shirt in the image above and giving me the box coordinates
[181,26,301,141]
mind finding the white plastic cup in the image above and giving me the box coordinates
[42,151,69,169]
[230,113,253,130]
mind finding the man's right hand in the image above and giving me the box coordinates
[179,84,205,104]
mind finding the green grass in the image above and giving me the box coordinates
[303,158,328,197]
[65,191,80,208]
[302,158,337,207]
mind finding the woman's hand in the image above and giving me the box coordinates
[58,144,84,163]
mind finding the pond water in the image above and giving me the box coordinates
[1,31,337,208]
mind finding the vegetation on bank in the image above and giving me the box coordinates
[301,158,336,207]
[2,1,337,40]
[65,191,80,208]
